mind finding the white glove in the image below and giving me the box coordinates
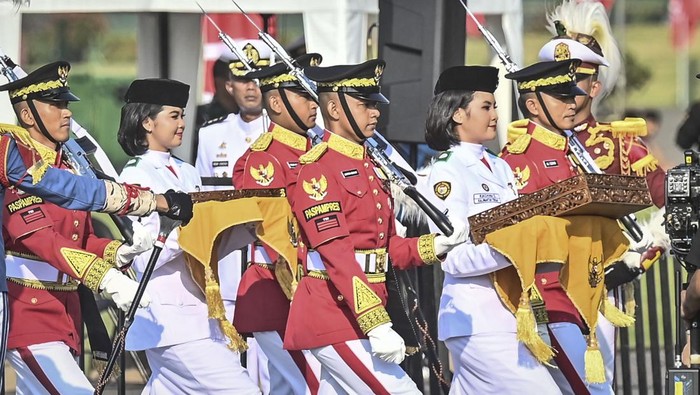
[116,221,154,267]
[433,221,469,256]
[100,268,151,312]
[367,322,406,364]
[622,226,653,254]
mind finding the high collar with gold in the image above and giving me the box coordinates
[526,120,567,151]
[268,122,308,151]
[327,132,365,160]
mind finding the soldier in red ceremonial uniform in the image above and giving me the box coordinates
[284,59,468,394]
[232,53,338,395]
[539,2,670,389]
[0,61,155,394]
[501,59,616,394]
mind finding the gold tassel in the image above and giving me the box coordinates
[515,290,555,363]
[203,267,248,352]
[600,298,635,327]
[584,333,606,384]
[220,319,249,352]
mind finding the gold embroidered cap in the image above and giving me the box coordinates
[0,61,79,104]
[224,39,273,77]
[506,59,587,97]
[246,53,323,92]
[304,59,389,104]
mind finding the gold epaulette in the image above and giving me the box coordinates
[299,142,328,164]
[0,123,56,184]
[611,117,647,138]
[250,132,273,151]
[507,119,529,144]
[507,134,532,154]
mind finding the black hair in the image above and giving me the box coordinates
[117,102,163,156]
[213,59,232,80]
[425,90,476,151]
[518,93,534,118]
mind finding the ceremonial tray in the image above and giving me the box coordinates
[468,173,652,243]
[189,188,286,203]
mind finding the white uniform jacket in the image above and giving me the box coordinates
[195,113,265,191]
[119,150,220,351]
[427,142,519,340]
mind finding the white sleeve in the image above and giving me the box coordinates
[427,163,510,277]
[195,130,212,177]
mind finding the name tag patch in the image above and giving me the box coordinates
[212,161,228,167]
[473,193,501,204]
[543,159,558,168]
[342,169,359,178]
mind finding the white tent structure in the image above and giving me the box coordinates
[0,0,522,161]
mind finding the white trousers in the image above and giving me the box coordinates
[7,341,93,395]
[595,289,618,385]
[311,339,420,395]
[0,292,8,391]
[143,337,261,395]
[445,332,561,395]
[547,322,614,395]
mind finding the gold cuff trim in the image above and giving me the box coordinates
[357,306,391,334]
[418,234,440,265]
[8,277,79,292]
[83,258,112,291]
[103,240,123,266]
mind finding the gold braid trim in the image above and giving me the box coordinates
[272,125,307,151]
[82,257,112,291]
[357,306,391,334]
[260,73,297,87]
[418,234,440,265]
[630,154,659,177]
[327,133,364,160]
[507,134,532,154]
[102,240,123,267]
[10,80,66,99]
[8,277,79,292]
[300,142,328,164]
[250,132,273,151]
[518,74,573,91]
[317,77,378,88]
[307,270,386,283]
[531,124,567,150]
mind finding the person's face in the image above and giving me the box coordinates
[453,91,498,145]
[227,77,262,116]
[268,89,318,134]
[24,100,72,148]
[573,73,601,120]
[144,106,185,152]
[527,92,577,131]
[339,94,381,143]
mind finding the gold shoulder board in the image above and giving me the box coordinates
[250,132,273,151]
[507,134,532,154]
[299,142,328,164]
[611,117,647,138]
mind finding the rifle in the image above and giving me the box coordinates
[230,0,453,236]
[455,0,644,242]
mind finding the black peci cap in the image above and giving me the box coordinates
[434,66,499,95]
[697,73,699,79]
[304,59,389,104]
[505,59,587,97]
[247,53,322,92]
[0,61,79,104]
[124,78,190,108]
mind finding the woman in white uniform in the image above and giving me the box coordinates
[425,66,560,394]
[117,79,260,395]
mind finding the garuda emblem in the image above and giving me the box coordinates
[513,165,530,190]
[303,175,328,201]
[250,162,275,186]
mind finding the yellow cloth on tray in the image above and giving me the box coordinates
[486,215,628,382]
[178,196,298,351]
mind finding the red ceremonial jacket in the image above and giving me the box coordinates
[3,141,121,354]
[284,132,440,350]
[232,122,310,333]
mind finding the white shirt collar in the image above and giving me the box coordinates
[453,141,486,158]
[143,149,172,167]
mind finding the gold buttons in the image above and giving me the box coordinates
[71,234,79,241]
[336,295,344,302]
[245,137,252,143]
[377,218,383,224]
[379,232,385,240]
[376,203,382,210]
[373,189,378,196]
[593,148,601,155]
[357,190,362,194]
[30,297,38,304]
[364,163,369,168]
[540,278,547,285]
[369,175,374,182]
[73,220,79,228]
